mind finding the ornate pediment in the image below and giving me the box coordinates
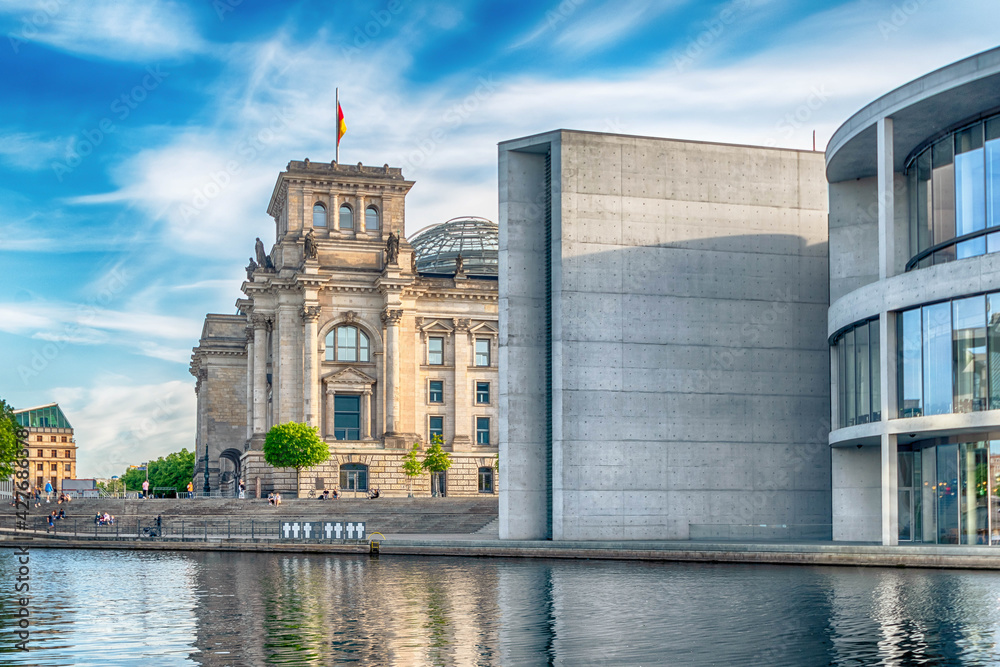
[469,321,499,336]
[322,367,376,386]
[418,317,454,339]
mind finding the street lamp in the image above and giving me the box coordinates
[111,475,119,496]
[203,442,210,496]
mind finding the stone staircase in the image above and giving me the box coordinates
[2,497,499,535]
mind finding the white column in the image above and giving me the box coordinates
[251,314,270,437]
[357,195,367,233]
[245,326,254,442]
[877,116,895,280]
[881,431,898,546]
[325,386,336,438]
[382,309,403,433]
[362,389,372,439]
[302,306,320,428]
[453,319,471,447]
[276,305,300,424]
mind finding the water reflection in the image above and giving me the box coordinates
[4,550,1000,665]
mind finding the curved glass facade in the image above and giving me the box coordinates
[907,116,1000,269]
[833,318,881,428]
[410,217,498,276]
[897,293,1000,417]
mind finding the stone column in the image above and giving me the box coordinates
[881,431,899,546]
[302,305,321,428]
[877,116,895,280]
[251,314,271,438]
[325,385,336,438]
[357,195,367,233]
[452,318,472,447]
[382,309,403,434]
[362,389,372,439]
[276,305,300,424]
[245,326,254,442]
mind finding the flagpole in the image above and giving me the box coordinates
[335,87,339,164]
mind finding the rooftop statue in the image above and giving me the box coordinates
[304,229,318,260]
[386,231,400,265]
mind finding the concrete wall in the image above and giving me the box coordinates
[831,445,880,541]
[500,130,832,541]
[828,178,878,305]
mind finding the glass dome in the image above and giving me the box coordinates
[409,216,498,276]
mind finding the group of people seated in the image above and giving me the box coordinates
[317,489,339,500]
[267,492,282,506]
[56,493,72,504]
[93,512,115,526]
[45,509,66,529]
[367,487,381,499]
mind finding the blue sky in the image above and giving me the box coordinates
[0,0,997,478]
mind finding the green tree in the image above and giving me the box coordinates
[401,444,424,497]
[263,422,329,497]
[0,399,24,481]
[422,434,452,497]
[114,448,196,497]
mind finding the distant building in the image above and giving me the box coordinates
[14,403,78,492]
[191,161,500,497]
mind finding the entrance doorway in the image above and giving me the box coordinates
[340,463,368,493]
[431,472,447,497]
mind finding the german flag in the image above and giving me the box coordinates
[337,103,346,146]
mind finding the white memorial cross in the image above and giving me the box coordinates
[356,522,365,539]
[282,522,292,538]
[334,523,343,539]
[303,523,313,539]
[346,523,356,539]
[324,523,334,539]
[291,523,300,538]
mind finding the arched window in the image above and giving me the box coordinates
[313,203,327,227]
[324,325,370,362]
[365,206,380,231]
[339,204,354,230]
[340,463,368,490]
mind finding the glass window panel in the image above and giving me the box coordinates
[990,441,1000,545]
[938,443,959,544]
[365,207,379,231]
[339,205,353,230]
[899,489,913,541]
[871,320,881,421]
[476,381,490,404]
[334,395,361,440]
[898,450,913,487]
[478,467,493,493]
[908,167,919,259]
[856,322,870,424]
[988,232,1000,254]
[955,130,985,255]
[845,328,856,426]
[359,332,369,362]
[990,295,1000,410]
[922,447,937,543]
[913,449,923,542]
[923,302,953,416]
[475,339,490,367]
[959,442,989,545]
[476,417,490,445]
[953,295,987,413]
[428,337,444,365]
[429,416,444,440]
[917,150,933,254]
[932,139,956,245]
[429,380,443,403]
[957,237,986,259]
[988,136,1000,230]
[324,331,335,361]
[338,327,357,362]
[838,338,847,428]
[313,203,327,227]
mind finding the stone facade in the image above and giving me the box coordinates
[192,160,500,497]
[14,403,78,493]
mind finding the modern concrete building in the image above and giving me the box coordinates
[191,160,500,497]
[14,403,78,492]
[499,130,830,540]
[828,47,1000,546]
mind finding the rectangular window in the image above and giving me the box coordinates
[64,464,71,472]
[36,436,41,442]
[989,295,1000,410]
[36,463,42,471]
[61,436,67,443]
[476,417,490,445]
[429,416,444,442]
[987,118,1000,230]
[856,321,870,424]
[476,381,490,404]
[955,124,986,259]
[51,450,57,457]
[429,380,444,403]
[428,337,444,365]
[899,308,923,417]
[333,395,361,440]
[917,151,933,259]
[478,467,494,494]
[923,302,953,415]
[845,328,856,426]
[953,295,987,412]
[475,339,490,367]
[36,450,42,458]
[50,464,57,472]
[64,450,71,458]
[932,138,956,264]
[871,320,881,421]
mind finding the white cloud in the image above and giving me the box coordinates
[0,132,63,170]
[1,0,208,61]
[51,380,196,478]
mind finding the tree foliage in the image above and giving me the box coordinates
[421,434,452,474]
[115,448,196,496]
[402,444,424,478]
[0,399,24,481]
[264,422,329,471]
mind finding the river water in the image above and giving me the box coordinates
[2,548,1000,665]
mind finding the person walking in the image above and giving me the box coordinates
[142,479,150,499]
[187,481,194,499]
[44,480,52,503]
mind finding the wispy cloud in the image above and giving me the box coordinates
[0,132,63,170]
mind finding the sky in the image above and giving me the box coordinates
[0,0,997,479]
